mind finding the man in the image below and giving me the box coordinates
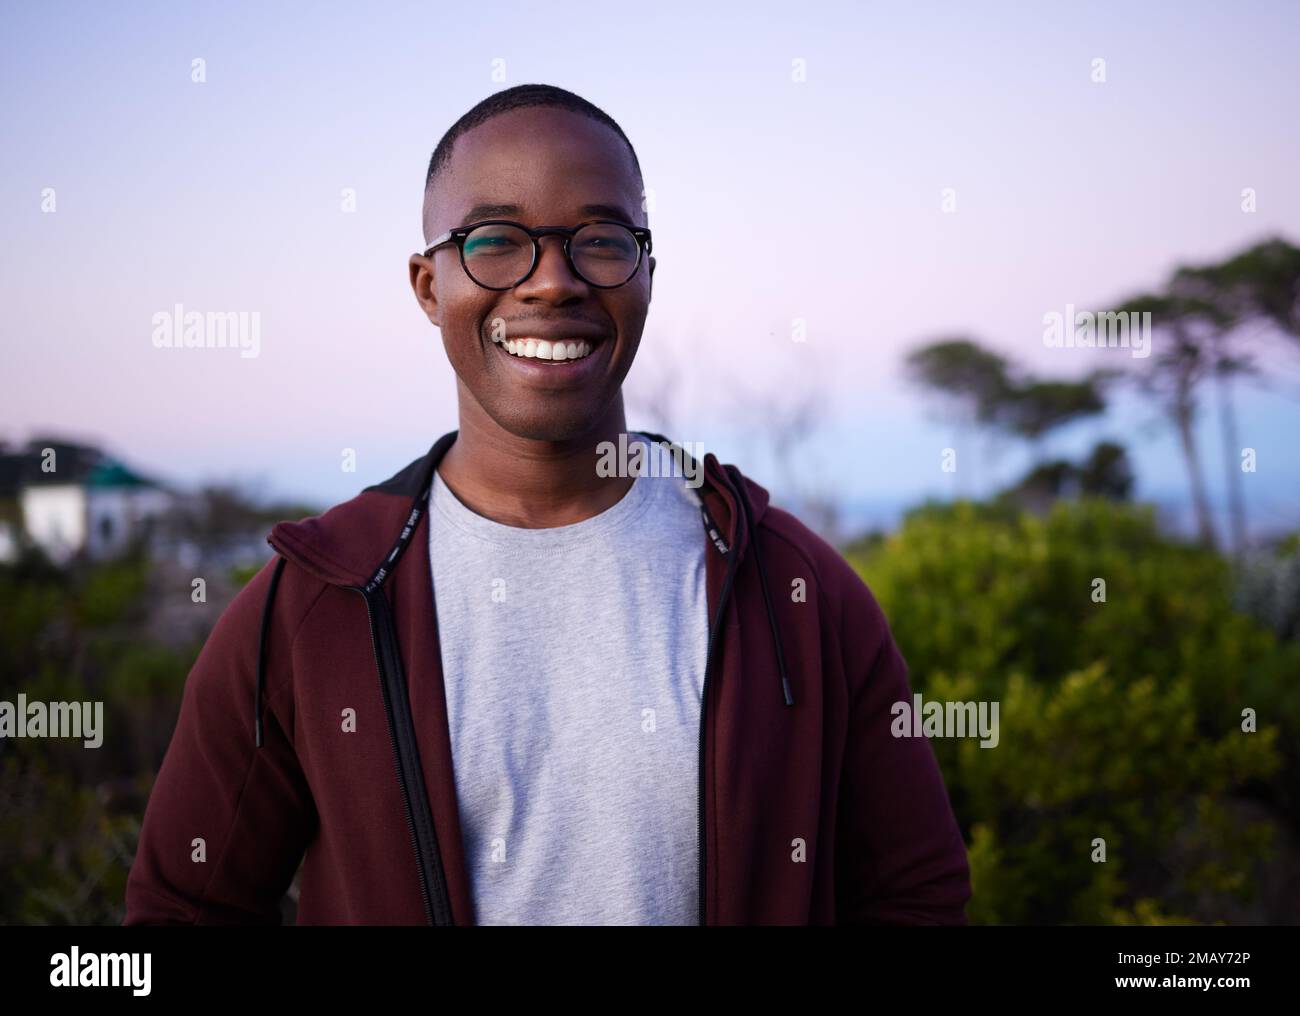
[124,83,971,925]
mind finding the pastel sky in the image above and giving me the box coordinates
[2,1,1297,537]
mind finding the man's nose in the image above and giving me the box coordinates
[518,234,587,294]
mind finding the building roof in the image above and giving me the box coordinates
[0,439,161,494]
[86,461,155,489]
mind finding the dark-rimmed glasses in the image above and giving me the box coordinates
[421,219,652,290]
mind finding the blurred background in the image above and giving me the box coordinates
[1,0,1297,924]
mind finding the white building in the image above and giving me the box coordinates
[0,441,174,565]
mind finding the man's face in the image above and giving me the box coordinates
[410,107,655,443]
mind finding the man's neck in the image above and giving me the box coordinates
[436,391,636,529]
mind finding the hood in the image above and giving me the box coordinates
[253,430,792,746]
[266,431,771,584]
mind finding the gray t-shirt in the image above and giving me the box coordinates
[428,433,710,925]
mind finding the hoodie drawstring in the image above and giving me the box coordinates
[254,554,287,748]
[253,434,795,746]
[644,431,795,708]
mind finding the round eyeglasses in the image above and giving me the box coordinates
[422,219,652,290]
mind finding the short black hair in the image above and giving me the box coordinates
[423,83,643,204]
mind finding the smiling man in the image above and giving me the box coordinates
[124,83,971,926]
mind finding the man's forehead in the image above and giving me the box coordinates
[425,108,641,234]
[456,199,639,224]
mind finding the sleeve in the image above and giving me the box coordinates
[123,557,318,924]
[833,572,972,924]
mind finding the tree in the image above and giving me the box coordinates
[1201,237,1300,341]
[995,376,1109,462]
[1172,238,1300,559]
[906,339,1117,496]
[1107,238,1300,557]
[1077,440,1134,500]
[905,338,1015,494]
[904,338,1013,428]
[1107,290,1227,549]
[997,440,1134,513]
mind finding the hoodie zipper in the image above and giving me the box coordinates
[353,584,453,926]
[276,435,744,928]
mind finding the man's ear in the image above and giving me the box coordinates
[648,254,656,301]
[409,254,440,326]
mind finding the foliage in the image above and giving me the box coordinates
[0,555,199,924]
[845,499,1299,923]
[1234,539,1300,645]
[998,440,1134,507]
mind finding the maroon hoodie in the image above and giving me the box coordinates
[124,431,971,925]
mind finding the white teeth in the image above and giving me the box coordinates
[501,338,596,361]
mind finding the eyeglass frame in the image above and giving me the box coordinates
[420,218,653,291]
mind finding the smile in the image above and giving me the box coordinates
[491,335,596,362]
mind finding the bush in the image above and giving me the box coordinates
[0,556,194,924]
[845,498,1298,924]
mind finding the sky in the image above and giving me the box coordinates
[2,0,1297,538]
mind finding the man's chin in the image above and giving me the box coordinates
[488,405,613,446]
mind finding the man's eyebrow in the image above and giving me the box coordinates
[576,203,636,222]
[458,202,637,223]
[461,202,523,221]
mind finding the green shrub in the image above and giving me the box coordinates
[846,498,1297,923]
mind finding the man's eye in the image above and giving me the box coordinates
[466,237,520,254]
